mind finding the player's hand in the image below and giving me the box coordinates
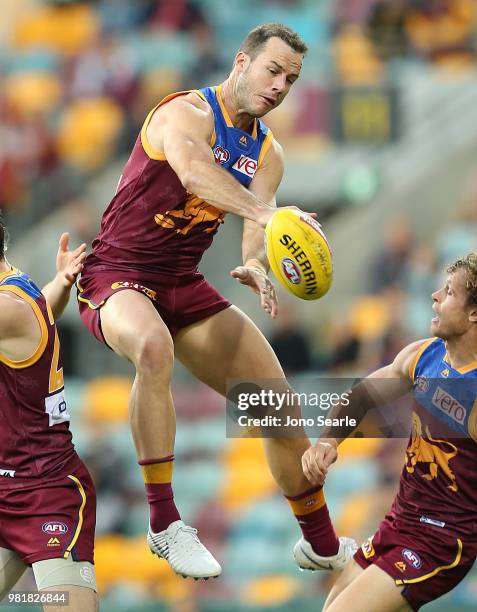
[56,233,87,288]
[255,205,318,228]
[302,439,338,486]
[230,265,278,318]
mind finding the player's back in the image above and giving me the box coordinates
[393,337,477,543]
[0,267,80,489]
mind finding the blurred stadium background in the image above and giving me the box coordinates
[2,0,477,610]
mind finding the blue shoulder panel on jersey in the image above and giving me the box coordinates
[200,86,270,187]
[0,271,43,301]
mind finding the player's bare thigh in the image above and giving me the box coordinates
[174,305,285,394]
[98,289,173,363]
[324,562,411,612]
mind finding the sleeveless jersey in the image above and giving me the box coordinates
[391,337,477,541]
[0,268,79,489]
[88,85,273,276]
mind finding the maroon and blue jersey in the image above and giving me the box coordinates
[85,86,273,277]
[0,268,80,489]
[391,337,477,542]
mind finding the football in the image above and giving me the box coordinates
[265,208,333,300]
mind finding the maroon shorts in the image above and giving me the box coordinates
[77,266,231,344]
[354,513,476,610]
[0,461,96,565]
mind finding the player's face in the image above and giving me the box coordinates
[235,37,303,117]
[431,270,474,339]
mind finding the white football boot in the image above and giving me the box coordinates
[147,520,222,579]
[293,536,358,571]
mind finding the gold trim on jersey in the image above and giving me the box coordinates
[408,338,437,382]
[140,89,215,161]
[395,539,463,585]
[442,351,477,374]
[468,398,477,443]
[0,285,49,369]
[257,129,274,168]
[215,84,258,139]
[64,475,87,559]
[0,266,17,284]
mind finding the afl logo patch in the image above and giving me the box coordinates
[402,548,422,569]
[42,521,68,535]
[415,376,429,393]
[213,146,230,164]
[281,257,302,285]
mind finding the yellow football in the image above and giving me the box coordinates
[265,209,333,300]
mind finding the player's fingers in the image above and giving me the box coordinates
[323,446,338,468]
[73,243,87,256]
[58,232,69,252]
[302,451,321,485]
[230,267,249,281]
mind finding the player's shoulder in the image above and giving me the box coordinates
[0,290,33,337]
[395,337,437,380]
[165,90,213,119]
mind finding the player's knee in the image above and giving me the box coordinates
[134,329,174,374]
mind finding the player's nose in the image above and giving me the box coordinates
[271,74,287,93]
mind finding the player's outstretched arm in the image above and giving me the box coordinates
[231,140,284,318]
[302,339,428,485]
[42,233,86,320]
[148,94,278,227]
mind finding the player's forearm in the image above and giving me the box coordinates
[242,220,269,272]
[183,160,272,223]
[318,380,380,443]
[42,276,71,320]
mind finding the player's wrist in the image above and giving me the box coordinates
[244,259,267,275]
[319,437,338,449]
[55,272,74,290]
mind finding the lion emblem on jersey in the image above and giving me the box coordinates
[405,412,458,492]
[154,195,224,236]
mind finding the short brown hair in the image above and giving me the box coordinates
[239,23,308,59]
[447,253,477,306]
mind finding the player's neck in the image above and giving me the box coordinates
[219,79,255,134]
[0,259,11,274]
[444,334,477,370]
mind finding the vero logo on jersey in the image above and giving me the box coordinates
[232,155,258,178]
[432,386,466,425]
[42,522,68,535]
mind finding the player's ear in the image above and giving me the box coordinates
[235,51,251,73]
[468,306,477,323]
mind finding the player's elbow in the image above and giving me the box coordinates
[179,160,204,193]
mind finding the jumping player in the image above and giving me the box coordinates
[77,23,356,578]
[302,254,477,611]
[0,223,98,611]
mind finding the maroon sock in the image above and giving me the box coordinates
[139,456,181,533]
[285,485,339,556]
